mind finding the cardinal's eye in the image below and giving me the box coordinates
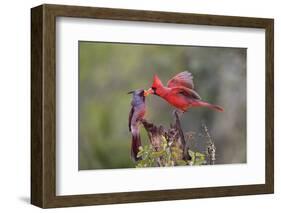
[151,87,157,93]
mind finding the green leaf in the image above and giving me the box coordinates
[194,160,207,165]
[176,160,187,166]
[137,148,144,158]
[188,150,195,157]
[151,150,166,158]
[195,152,205,157]
[161,136,167,142]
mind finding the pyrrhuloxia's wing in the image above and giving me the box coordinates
[171,86,201,100]
[167,71,194,89]
[128,107,134,132]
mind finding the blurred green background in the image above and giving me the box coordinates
[79,41,246,170]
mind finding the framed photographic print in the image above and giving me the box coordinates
[31,4,274,208]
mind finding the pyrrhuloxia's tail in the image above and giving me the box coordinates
[197,101,224,112]
[131,131,142,162]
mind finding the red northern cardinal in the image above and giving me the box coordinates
[128,89,146,161]
[144,71,224,112]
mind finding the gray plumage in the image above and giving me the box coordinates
[128,89,146,161]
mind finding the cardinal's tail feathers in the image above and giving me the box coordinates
[198,101,224,112]
[131,130,142,162]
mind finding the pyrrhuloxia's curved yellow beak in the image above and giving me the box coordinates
[144,88,153,96]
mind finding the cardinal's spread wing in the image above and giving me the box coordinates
[128,107,134,132]
[171,86,201,100]
[167,71,194,89]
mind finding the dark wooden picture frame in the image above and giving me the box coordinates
[31,4,274,208]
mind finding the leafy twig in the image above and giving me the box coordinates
[202,123,216,165]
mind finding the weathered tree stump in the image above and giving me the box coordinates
[172,111,191,161]
[140,111,191,164]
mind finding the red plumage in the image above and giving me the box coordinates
[146,71,224,112]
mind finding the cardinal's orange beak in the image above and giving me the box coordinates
[144,88,154,96]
